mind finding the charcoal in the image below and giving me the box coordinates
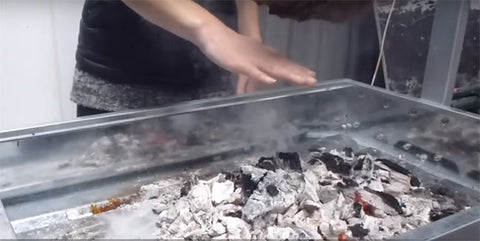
[429,208,458,221]
[353,202,363,218]
[381,179,390,184]
[319,153,351,175]
[241,174,259,197]
[266,184,279,197]
[376,158,410,176]
[467,170,480,182]
[222,171,242,186]
[307,158,320,165]
[410,176,421,187]
[343,147,353,158]
[277,152,302,171]
[180,181,192,197]
[354,192,376,216]
[255,156,276,171]
[337,161,352,176]
[85,147,467,240]
[353,158,364,171]
[349,224,369,238]
[319,181,332,186]
[319,153,339,169]
[431,186,453,197]
[337,178,359,189]
[225,210,243,218]
[439,158,459,173]
[366,188,403,215]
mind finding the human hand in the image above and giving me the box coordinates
[237,74,270,94]
[193,22,317,86]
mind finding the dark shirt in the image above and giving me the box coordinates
[75,0,237,90]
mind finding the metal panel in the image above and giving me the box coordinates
[259,8,352,82]
[421,0,470,105]
[287,19,322,70]
[0,200,15,239]
[262,14,292,55]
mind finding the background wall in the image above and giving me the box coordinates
[0,0,83,131]
[0,0,372,131]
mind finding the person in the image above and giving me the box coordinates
[71,0,317,117]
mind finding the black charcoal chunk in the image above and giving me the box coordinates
[467,170,480,182]
[319,153,351,175]
[439,158,459,173]
[353,158,364,171]
[350,224,369,238]
[353,202,363,218]
[429,208,458,221]
[277,152,302,171]
[337,178,359,189]
[223,171,242,186]
[319,153,339,169]
[367,188,403,215]
[319,181,332,186]
[377,158,411,176]
[241,174,259,197]
[337,161,353,176]
[225,210,243,218]
[266,184,279,197]
[431,186,453,197]
[307,158,320,165]
[410,176,421,187]
[255,156,276,171]
[343,147,353,158]
[180,181,192,197]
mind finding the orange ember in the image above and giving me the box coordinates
[90,198,124,215]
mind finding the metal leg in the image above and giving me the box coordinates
[421,0,470,105]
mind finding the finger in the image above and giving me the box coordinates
[246,79,262,93]
[236,76,248,94]
[258,58,316,85]
[243,67,277,84]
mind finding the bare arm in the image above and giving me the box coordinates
[122,0,316,86]
[121,0,220,45]
[236,0,263,93]
[236,0,262,40]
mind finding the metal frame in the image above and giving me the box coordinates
[2,79,478,143]
[0,200,15,239]
[373,0,470,105]
[421,0,470,105]
[0,79,478,239]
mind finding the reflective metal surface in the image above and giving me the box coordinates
[0,200,15,239]
[0,79,478,239]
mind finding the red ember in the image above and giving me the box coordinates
[338,232,349,241]
[355,192,376,216]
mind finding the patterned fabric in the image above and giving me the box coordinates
[71,68,235,112]
[71,0,237,111]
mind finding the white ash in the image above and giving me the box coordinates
[104,148,466,240]
[211,180,234,205]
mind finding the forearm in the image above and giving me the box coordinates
[122,0,230,46]
[236,0,261,40]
